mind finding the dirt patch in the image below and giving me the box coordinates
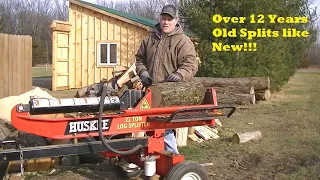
[202,152,320,180]
[32,153,316,180]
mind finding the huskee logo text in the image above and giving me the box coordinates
[66,119,110,134]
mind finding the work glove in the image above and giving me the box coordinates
[166,73,182,82]
[139,70,153,86]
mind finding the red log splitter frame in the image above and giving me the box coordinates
[0,86,236,180]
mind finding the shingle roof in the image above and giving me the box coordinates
[75,0,195,38]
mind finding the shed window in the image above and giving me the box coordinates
[97,42,118,66]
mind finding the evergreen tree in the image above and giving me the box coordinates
[180,0,318,90]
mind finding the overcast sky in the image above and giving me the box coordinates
[81,0,97,3]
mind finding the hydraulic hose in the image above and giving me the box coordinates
[98,83,143,156]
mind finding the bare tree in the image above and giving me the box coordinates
[0,0,183,66]
[97,0,179,21]
[0,0,68,65]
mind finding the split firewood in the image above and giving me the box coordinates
[204,125,219,134]
[188,127,195,135]
[115,63,137,88]
[188,126,220,142]
[188,133,203,142]
[202,125,219,139]
[193,126,212,140]
[215,119,222,127]
[175,127,189,147]
[200,163,214,167]
[232,130,262,143]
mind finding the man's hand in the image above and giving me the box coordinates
[139,70,153,86]
[166,73,182,82]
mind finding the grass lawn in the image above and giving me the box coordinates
[32,67,52,77]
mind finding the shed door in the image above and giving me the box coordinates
[52,32,69,91]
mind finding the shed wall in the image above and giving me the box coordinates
[52,3,151,90]
[69,3,150,89]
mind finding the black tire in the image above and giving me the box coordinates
[166,161,208,180]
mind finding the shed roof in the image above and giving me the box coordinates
[72,0,195,37]
[77,0,157,28]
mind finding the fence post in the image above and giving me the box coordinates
[0,34,32,98]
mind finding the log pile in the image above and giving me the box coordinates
[165,77,271,146]
[157,76,271,107]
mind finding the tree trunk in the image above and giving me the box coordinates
[157,81,206,107]
[216,93,256,105]
[212,86,255,95]
[193,77,270,91]
[255,89,271,101]
[156,80,256,106]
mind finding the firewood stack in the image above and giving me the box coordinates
[178,120,222,146]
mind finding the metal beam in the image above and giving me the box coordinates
[0,137,148,162]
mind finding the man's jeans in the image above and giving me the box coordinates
[118,129,178,169]
[164,129,179,154]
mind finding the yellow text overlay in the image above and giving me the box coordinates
[211,14,310,51]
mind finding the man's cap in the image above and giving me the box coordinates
[160,5,178,18]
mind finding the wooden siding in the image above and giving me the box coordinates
[51,20,72,91]
[0,34,32,98]
[51,2,150,90]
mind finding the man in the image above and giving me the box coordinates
[135,4,199,154]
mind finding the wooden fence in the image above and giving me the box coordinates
[0,33,32,99]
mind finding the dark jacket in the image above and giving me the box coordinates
[135,23,198,83]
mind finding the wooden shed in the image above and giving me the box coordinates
[51,0,194,91]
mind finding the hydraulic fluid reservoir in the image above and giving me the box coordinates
[27,96,121,115]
